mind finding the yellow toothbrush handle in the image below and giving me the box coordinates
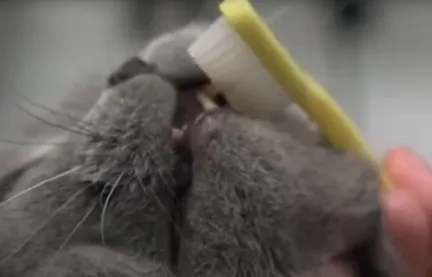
[220,0,393,189]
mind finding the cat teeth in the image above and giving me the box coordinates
[194,113,205,125]
[197,92,218,111]
[202,84,220,99]
[172,128,184,140]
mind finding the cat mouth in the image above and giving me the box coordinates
[171,84,227,148]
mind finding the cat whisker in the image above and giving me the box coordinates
[135,174,184,247]
[100,173,124,246]
[134,175,193,267]
[16,93,95,134]
[0,187,87,265]
[99,179,113,207]
[48,202,97,268]
[0,166,82,208]
[0,138,71,146]
[16,104,91,137]
[154,161,179,200]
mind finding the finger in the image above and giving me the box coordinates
[385,147,432,224]
[385,188,431,277]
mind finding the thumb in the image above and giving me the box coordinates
[384,146,432,277]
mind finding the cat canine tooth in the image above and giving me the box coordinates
[202,84,220,99]
[194,113,205,125]
[172,128,184,140]
[197,92,218,111]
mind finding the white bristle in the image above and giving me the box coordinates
[188,17,291,120]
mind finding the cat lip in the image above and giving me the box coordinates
[171,85,225,149]
[172,84,225,128]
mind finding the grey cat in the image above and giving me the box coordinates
[0,23,408,277]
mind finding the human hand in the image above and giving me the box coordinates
[384,147,432,277]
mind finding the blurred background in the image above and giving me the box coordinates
[0,0,431,161]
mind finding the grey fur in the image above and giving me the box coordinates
[139,23,209,82]
[178,109,407,277]
[0,24,408,277]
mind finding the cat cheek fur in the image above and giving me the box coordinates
[0,24,211,277]
[0,73,183,277]
[0,23,409,277]
[177,109,408,277]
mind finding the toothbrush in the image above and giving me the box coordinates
[188,0,392,189]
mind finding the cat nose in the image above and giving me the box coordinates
[108,57,158,87]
